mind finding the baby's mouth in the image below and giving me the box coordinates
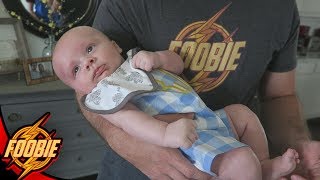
[93,65,106,79]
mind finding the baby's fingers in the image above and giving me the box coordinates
[145,63,154,72]
[131,56,143,69]
[187,132,198,144]
[181,138,194,149]
[131,57,138,68]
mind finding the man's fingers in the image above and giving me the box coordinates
[166,164,189,180]
[171,151,212,179]
[150,154,188,180]
[154,175,173,180]
[190,170,212,180]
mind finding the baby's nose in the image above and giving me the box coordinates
[84,57,96,70]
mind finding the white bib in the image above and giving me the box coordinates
[81,58,158,114]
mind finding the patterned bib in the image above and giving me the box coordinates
[81,58,159,114]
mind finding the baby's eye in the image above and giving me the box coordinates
[73,66,80,75]
[86,45,95,54]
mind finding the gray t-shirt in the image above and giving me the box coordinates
[91,1,300,179]
[93,0,299,111]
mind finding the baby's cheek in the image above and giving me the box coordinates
[72,83,92,94]
[86,84,96,93]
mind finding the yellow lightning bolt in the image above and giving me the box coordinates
[187,3,231,43]
[183,3,239,92]
[19,157,42,180]
[19,115,46,140]
[18,135,53,180]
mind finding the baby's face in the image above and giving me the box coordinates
[53,27,123,94]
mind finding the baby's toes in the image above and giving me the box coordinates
[283,148,295,158]
[293,149,300,164]
[283,148,299,164]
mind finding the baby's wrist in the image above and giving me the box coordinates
[154,53,163,69]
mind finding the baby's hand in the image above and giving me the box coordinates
[131,51,161,71]
[163,118,198,149]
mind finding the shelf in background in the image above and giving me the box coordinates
[296,57,320,74]
[297,0,320,18]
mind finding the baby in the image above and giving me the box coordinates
[53,26,299,180]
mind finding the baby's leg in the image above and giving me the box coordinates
[224,104,269,161]
[224,104,299,179]
[211,147,262,180]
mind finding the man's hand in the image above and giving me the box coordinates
[289,140,320,180]
[164,118,198,148]
[126,142,212,180]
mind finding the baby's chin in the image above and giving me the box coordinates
[74,89,89,95]
[83,87,95,94]
[74,86,94,95]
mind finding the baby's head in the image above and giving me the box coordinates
[53,26,123,94]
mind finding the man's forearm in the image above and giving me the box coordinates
[260,94,311,156]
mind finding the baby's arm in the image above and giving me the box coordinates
[131,50,184,75]
[102,102,198,149]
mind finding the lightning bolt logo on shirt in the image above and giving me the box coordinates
[169,2,246,92]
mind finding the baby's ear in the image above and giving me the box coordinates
[111,41,122,53]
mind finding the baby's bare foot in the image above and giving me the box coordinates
[262,148,299,180]
[277,148,299,175]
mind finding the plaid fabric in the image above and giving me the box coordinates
[132,70,246,174]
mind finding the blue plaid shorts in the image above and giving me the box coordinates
[181,108,246,175]
[132,70,246,175]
